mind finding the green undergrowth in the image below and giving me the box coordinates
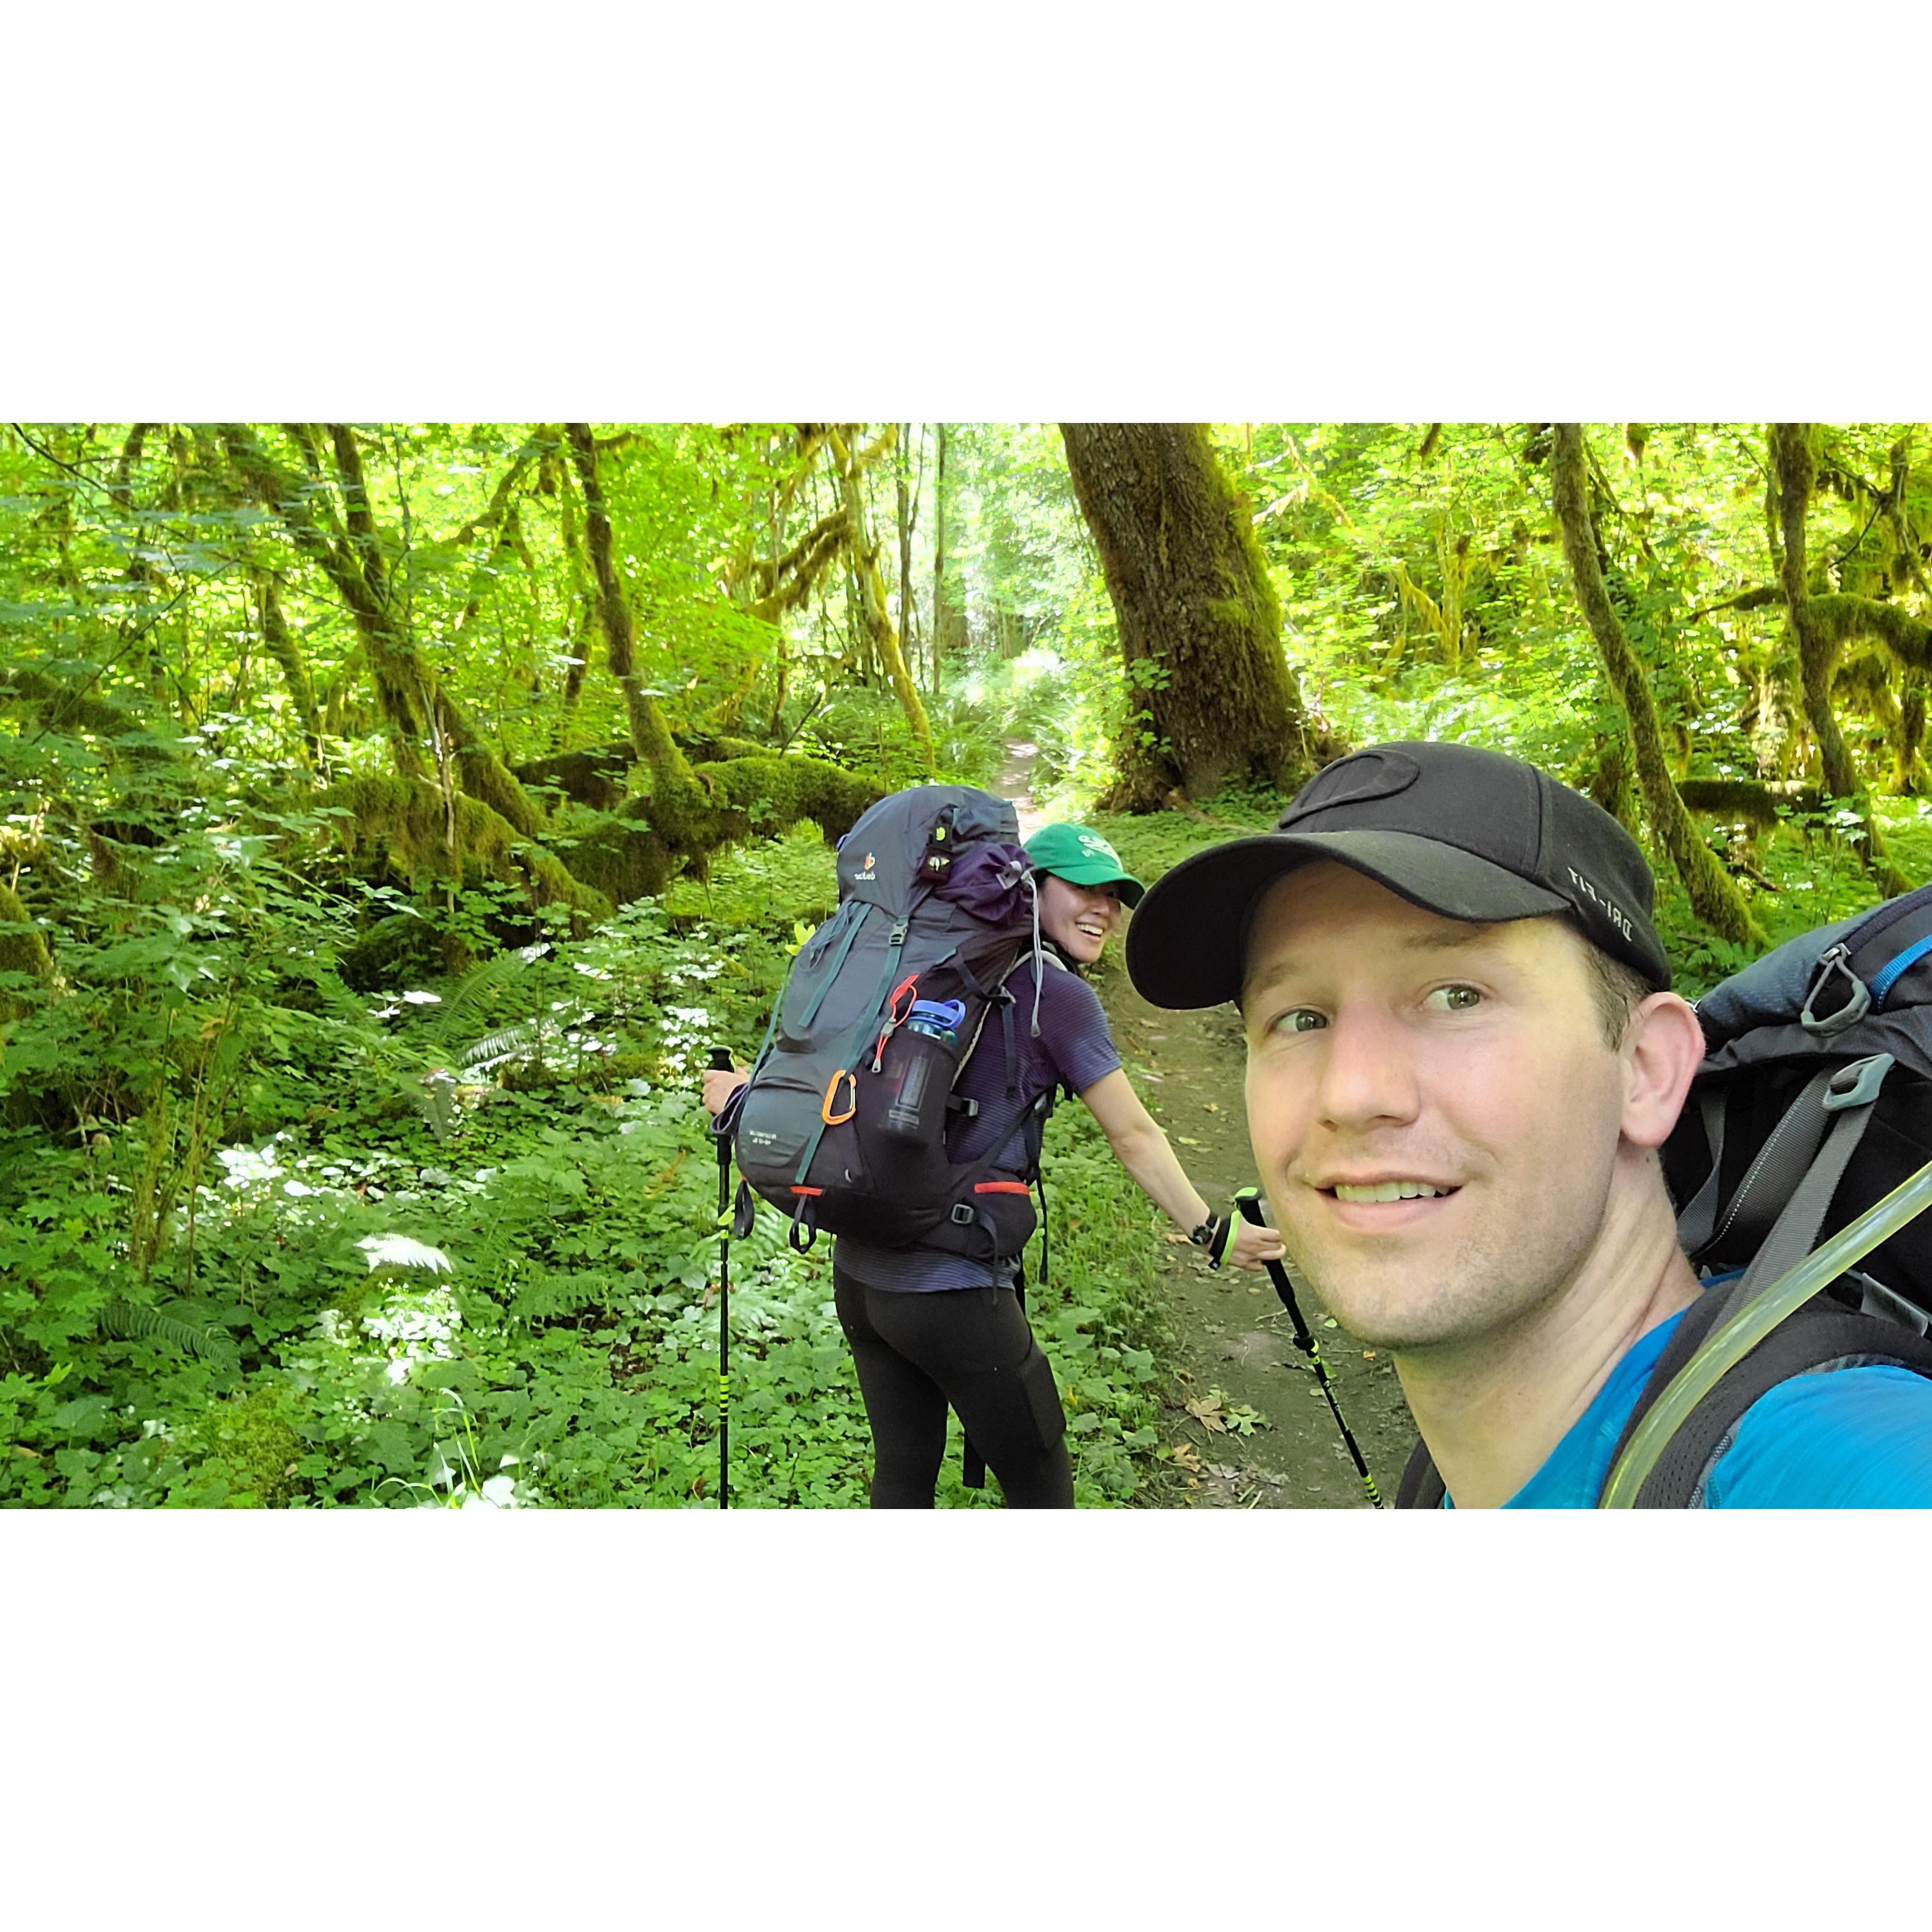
[1,818,1169,1507]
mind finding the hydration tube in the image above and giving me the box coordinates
[1600,1151,1932,1507]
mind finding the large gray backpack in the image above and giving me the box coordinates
[724,785,1053,1262]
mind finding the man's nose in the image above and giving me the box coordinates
[1313,1005,1420,1129]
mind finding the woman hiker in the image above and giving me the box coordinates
[702,822,1286,1507]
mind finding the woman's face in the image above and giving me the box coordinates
[1037,872,1123,965]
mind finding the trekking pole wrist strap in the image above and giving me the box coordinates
[1198,1212,1233,1271]
[1209,1213,1233,1268]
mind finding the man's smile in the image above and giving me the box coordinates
[1328,1178,1457,1203]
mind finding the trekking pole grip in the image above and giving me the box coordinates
[707,1047,737,1162]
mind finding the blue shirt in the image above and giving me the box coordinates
[834,956,1122,1293]
[1487,1302,1932,1507]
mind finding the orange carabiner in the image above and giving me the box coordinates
[821,1069,857,1125]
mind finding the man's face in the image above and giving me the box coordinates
[1240,861,1633,1353]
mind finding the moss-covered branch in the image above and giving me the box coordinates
[1676,777,1826,825]
[0,664,153,747]
[1809,592,1932,670]
[221,425,552,839]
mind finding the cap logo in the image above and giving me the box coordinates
[1566,866,1633,943]
[1277,749,1421,828]
[1077,833,1120,863]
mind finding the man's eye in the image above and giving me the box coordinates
[1273,1007,1328,1034]
[1426,985,1483,1012]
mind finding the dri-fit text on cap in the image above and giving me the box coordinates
[1566,866,1633,943]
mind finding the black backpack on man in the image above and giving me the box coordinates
[1397,881,1932,1507]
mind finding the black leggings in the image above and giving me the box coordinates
[833,1263,1075,1508]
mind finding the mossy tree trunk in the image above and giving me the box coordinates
[1551,424,1766,947]
[931,422,949,693]
[218,425,551,840]
[1769,422,1913,895]
[827,425,934,769]
[564,422,703,799]
[563,422,886,886]
[255,573,321,767]
[1060,422,1319,809]
[0,881,55,1021]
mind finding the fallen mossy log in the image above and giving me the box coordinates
[311,776,615,927]
[313,753,881,922]
[511,731,774,814]
[687,753,881,849]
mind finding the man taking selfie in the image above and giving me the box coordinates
[1126,741,1932,1507]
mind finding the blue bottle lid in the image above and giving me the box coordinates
[907,998,966,1033]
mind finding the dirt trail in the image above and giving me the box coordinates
[997,738,1048,840]
[1102,967,1417,1507]
[999,740,1416,1508]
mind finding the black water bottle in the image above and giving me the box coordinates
[883,1000,964,1145]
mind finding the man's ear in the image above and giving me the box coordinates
[1620,992,1704,1150]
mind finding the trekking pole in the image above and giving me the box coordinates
[1233,1186,1382,1508]
[707,1046,735,1511]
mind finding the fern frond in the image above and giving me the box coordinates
[427,948,542,1051]
[460,1021,540,1073]
[98,1301,237,1362]
[356,1233,454,1274]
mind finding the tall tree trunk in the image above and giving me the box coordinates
[896,422,919,683]
[1769,421,1912,894]
[827,425,934,769]
[1060,422,1316,808]
[1551,424,1765,946]
[256,573,322,767]
[564,422,701,797]
[930,422,948,693]
[220,424,548,837]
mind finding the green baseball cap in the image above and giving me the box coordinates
[1024,824,1147,907]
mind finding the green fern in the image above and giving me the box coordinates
[460,1020,542,1075]
[424,947,544,1055]
[98,1300,238,1363]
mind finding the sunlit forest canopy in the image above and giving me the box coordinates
[9,420,1932,1507]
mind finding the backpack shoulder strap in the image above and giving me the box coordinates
[1603,1293,1932,1507]
[1395,1437,1447,1508]
[1397,1291,1932,1510]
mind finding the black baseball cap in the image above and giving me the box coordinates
[1125,741,1672,1009]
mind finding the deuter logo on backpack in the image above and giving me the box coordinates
[727,785,1053,1260]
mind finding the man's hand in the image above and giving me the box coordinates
[703,1068,749,1117]
[1225,1213,1286,1274]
